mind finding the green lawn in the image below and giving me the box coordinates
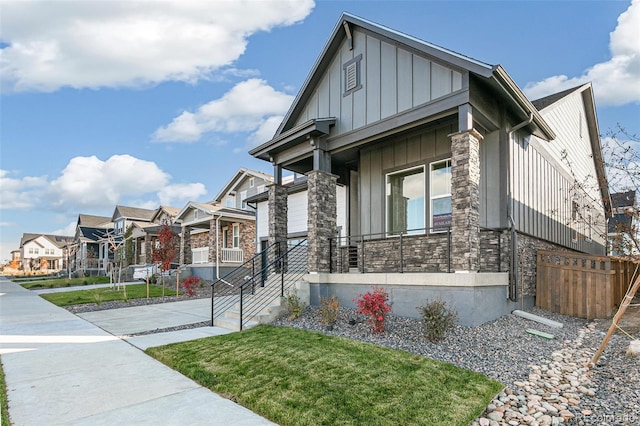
[40,284,178,307]
[20,276,111,289]
[0,358,10,426]
[147,325,502,426]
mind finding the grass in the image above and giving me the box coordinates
[147,325,502,426]
[0,358,10,426]
[19,276,111,289]
[40,284,178,307]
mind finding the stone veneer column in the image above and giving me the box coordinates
[268,184,288,258]
[450,129,482,272]
[208,218,216,263]
[182,226,192,265]
[307,171,337,273]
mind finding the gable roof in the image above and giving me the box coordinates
[533,83,611,218]
[256,12,554,153]
[77,226,112,242]
[20,233,74,249]
[175,201,255,224]
[151,205,181,223]
[78,214,112,228]
[214,168,273,203]
[111,205,155,222]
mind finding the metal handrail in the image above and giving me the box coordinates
[211,240,308,329]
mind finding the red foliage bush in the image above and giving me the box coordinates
[182,276,201,297]
[354,286,392,333]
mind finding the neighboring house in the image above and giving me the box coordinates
[128,205,181,266]
[19,233,73,272]
[607,190,638,255]
[111,205,156,236]
[214,168,273,211]
[174,201,256,280]
[70,214,113,276]
[249,13,610,325]
[246,174,348,251]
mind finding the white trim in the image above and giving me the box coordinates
[429,158,452,233]
[385,165,426,236]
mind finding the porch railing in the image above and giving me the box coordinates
[221,248,243,263]
[329,227,504,274]
[330,227,452,273]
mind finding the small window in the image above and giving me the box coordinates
[249,177,255,188]
[233,224,240,248]
[222,229,228,248]
[343,54,362,96]
[194,210,200,220]
[240,190,247,210]
[226,195,235,208]
[430,160,452,232]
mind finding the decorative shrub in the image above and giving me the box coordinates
[182,276,201,297]
[354,286,392,333]
[319,295,340,326]
[286,290,305,320]
[418,299,457,342]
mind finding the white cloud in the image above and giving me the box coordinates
[51,221,76,237]
[153,79,293,144]
[49,154,169,210]
[2,155,207,214]
[524,0,640,106]
[0,0,314,92]
[158,183,207,206]
[0,169,48,209]
[0,221,17,227]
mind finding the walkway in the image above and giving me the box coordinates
[0,277,275,425]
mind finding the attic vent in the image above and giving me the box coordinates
[343,54,362,96]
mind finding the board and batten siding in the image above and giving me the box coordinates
[510,132,606,254]
[358,122,455,237]
[294,28,463,136]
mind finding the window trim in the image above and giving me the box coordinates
[429,158,452,234]
[385,165,426,236]
[191,247,209,264]
[232,224,240,249]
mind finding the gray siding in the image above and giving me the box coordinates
[295,28,464,137]
[479,130,502,228]
[357,122,455,236]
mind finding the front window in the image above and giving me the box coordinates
[386,166,425,235]
[233,224,240,248]
[430,159,452,231]
[226,195,235,208]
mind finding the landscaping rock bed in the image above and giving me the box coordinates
[274,306,639,426]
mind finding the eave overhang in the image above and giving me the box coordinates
[249,118,336,161]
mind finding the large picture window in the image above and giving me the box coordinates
[430,159,452,231]
[386,166,425,235]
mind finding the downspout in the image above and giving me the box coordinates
[507,113,534,303]
[215,214,222,280]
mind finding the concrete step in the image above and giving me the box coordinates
[214,316,260,331]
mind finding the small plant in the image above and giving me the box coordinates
[122,285,129,303]
[92,290,104,306]
[285,290,305,320]
[354,286,392,333]
[319,295,340,327]
[182,276,201,297]
[418,299,457,342]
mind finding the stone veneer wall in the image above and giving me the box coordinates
[516,232,573,297]
[479,229,510,273]
[268,184,288,260]
[189,232,209,249]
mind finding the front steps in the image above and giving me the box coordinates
[213,292,287,331]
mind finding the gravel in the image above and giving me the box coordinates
[273,306,640,425]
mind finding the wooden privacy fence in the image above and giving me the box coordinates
[536,250,638,319]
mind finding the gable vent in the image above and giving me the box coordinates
[346,62,357,92]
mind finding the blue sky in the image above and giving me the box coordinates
[1,0,639,262]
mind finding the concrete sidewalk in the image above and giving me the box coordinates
[0,277,275,425]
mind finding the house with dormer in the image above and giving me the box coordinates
[249,13,610,325]
[69,214,113,276]
[20,233,73,272]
